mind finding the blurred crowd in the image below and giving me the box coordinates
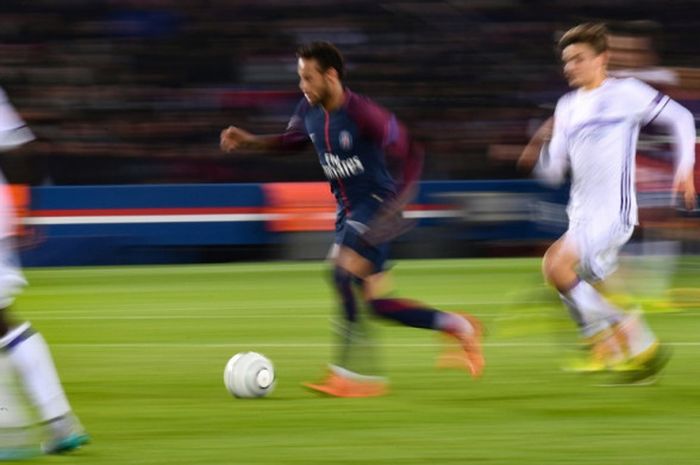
[0,0,698,185]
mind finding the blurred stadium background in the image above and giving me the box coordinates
[0,1,698,464]
[0,0,698,266]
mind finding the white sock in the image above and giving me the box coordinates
[329,364,386,382]
[0,355,33,432]
[619,311,658,358]
[1,324,71,422]
[563,281,625,338]
[435,312,473,335]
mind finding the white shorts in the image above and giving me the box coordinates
[564,221,634,281]
[0,240,26,308]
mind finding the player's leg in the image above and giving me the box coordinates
[332,244,484,378]
[543,235,624,335]
[546,225,665,378]
[0,249,88,453]
[360,269,484,378]
[303,240,388,397]
[0,313,88,453]
[329,250,383,378]
[581,226,670,381]
[544,232,628,370]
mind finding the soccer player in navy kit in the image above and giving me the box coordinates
[221,42,483,397]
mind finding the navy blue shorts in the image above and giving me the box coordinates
[335,198,390,274]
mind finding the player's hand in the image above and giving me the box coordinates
[517,117,553,172]
[220,126,255,152]
[673,171,697,211]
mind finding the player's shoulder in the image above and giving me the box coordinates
[609,77,665,108]
[555,89,576,110]
[343,90,364,111]
[345,89,388,116]
[293,96,312,115]
[344,89,395,136]
[607,76,658,95]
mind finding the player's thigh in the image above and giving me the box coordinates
[334,205,390,277]
[363,271,395,300]
[568,221,633,281]
[335,245,374,278]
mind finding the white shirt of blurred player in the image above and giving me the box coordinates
[0,87,35,240]
[537,77,670,227]
[609,67,679,87]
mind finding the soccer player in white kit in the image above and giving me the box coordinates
[519,23,696,383]
[0,88,89,455]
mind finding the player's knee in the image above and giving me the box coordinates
[363,272,393,300]
[542,251,580,291]
[542,249,568,287]
[541,249,557,284]
[332,266,361,294]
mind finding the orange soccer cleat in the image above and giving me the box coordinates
[303,369,388,398]
[437,312,485,378]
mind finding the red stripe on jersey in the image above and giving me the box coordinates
[323,109,332,153]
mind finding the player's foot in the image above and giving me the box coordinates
[303,369,388,398]
[611,343,671,386]
[437,312,484,378]
[561,354,608,373]
[41,414,90,454]
[0,425,41,461]
[562,324,629,374]
[0,445,41,461]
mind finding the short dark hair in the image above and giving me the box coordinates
[296,41,345,80]
[558,23,608,55]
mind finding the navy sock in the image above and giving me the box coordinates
[368,298,438,329]
[331,267,382,374]
[332,267,360,322]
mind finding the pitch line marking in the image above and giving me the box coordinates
[52,341,700,348]
[23,310,700,320]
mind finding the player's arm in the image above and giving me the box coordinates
[384,116,424,207]
[630,77,696,210]
[220,100,310,154]
[518,101,569,186]
[517,117,553,172]
[353,98,424,243]
[643,97,697,210]
[219,126,306,152]
[0,90,35,151]
[355,98,424,204]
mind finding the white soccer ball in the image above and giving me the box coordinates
[223,352,276,398]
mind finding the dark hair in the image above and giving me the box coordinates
[296,41,345,80]
[558,23,608,55]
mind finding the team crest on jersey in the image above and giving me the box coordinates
[339,130,353,150]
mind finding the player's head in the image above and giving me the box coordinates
[296,41,344,106]
[558,23,609,89]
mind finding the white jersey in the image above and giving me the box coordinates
[0,87,33,304]
[536,77,676,226]
[0,87,34,240]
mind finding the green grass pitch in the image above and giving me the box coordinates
[9,257,700,464]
